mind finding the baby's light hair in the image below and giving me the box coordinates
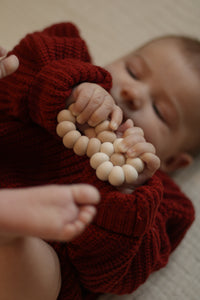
[166,35,200,75]
[172,35,200,156]
[147,34,200,69]
[176,35,200,156]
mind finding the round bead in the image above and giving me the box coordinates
[100,142,114,156]
[122,164,138,184]
[97,131,116,143]
[63,130,81,149]
[56,121,76,137]
[57,109,76,123]
[95,120,110,134]
[108,166,125,186]
[73,136,89,156]
[96,161,113,181]
[110,153,126,166]
[126,157,144,173]
[90,152,109,169]
[113,138,124,153]
[86,138,101,157]
[84,127,97,138]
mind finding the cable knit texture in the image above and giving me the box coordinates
[0,23,195,300]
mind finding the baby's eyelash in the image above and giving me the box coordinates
[153,103,165,123]
[126,65,138,79]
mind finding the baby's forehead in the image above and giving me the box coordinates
[135,37,182,55]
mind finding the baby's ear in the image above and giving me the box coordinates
[160,152,193,173]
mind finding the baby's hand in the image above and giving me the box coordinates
[117,122,160,191]
[0,47,19,79]
[67,83,123,130]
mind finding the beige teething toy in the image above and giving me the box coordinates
[56,106,144,186]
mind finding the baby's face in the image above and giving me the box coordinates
[105,38,200,171]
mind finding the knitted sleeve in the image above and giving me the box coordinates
[0,23,112,137]
[67,171,195,295]
[28,58,111,137]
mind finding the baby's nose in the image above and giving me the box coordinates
[121,88,142,110]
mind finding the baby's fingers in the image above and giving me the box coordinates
[119,131,145,153]
[126,141,156,157]
[0,55,19,79]
[71,86,96,119]
[76,90,114,126]
[109,105,123,130]
[86,95,114,126]
[91,104,122,129]
[117,119,134,136]
[87,97,122,128]
[140,152,160,174]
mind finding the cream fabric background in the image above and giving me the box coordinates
[1,1,200,299]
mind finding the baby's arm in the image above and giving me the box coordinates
[0,23,113,139]
[67,82,123,130]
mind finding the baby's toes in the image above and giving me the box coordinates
[78,206,97,225]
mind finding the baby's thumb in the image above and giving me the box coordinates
[0,55,19,79]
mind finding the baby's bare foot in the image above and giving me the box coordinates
[0,184,100,243]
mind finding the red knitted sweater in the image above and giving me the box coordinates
[0,23,195,300]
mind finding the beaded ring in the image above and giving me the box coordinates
[56,105,144,186]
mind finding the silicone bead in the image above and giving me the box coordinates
[86,138,101,157]
[126,157,144,173]
[96,161,113,181]
[122,164,138,184]
[56,121,76,137]
[100,142,114,156]
[57,109,76,123]
[63,130,81,148]
[110,153,126,166]
[108,166,125,186]
[97,131,116,143]
[73,136,89,156]
[113,138,124,153]
[90,152,109,169]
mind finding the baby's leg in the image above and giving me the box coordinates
[0,236,61,300]
[0,184,100,300]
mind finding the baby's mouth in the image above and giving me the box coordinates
[121,107,133,123]
[112,95,134,124]
[122,112,129,123]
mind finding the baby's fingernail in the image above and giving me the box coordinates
[127,149,137,157]
[77,116,84,124]
[68,104,78,116]
[110,121,118,131]
[88,120,95,127]
[118,142,128,153]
